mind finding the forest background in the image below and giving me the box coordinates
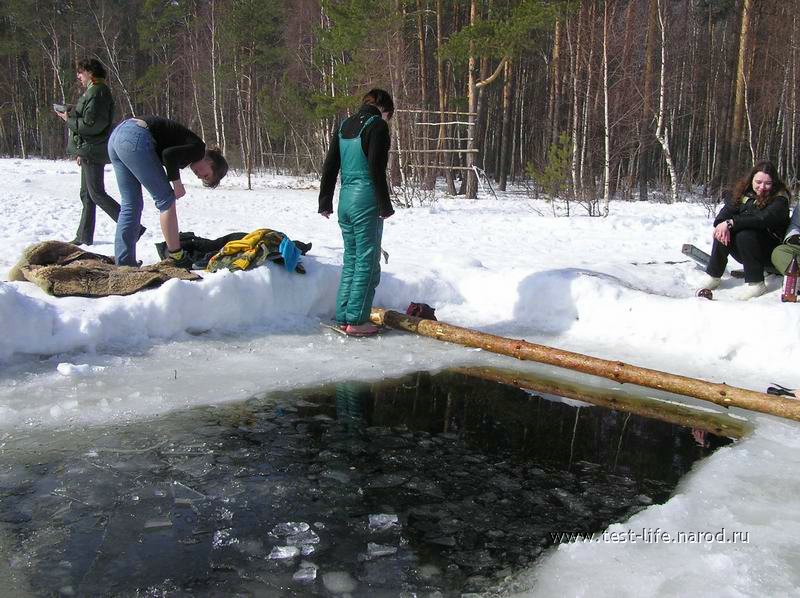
[0,0,795,209]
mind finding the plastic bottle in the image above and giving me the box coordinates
[781,254,799,303]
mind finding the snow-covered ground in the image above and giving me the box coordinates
[1,158,799,596]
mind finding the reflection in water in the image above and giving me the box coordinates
[0,371,731,596]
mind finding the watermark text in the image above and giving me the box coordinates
[550,527,749,545]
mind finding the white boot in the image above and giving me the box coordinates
[737,281,767,301]
[698,275,721,290]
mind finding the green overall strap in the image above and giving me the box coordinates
[339,115,378,187]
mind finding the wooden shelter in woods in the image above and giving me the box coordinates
[390,108,488,199]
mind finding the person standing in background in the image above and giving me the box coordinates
[318,89,395,336]
[55,59,137,245]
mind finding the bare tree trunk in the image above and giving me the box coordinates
[743,69,755,166]
[464,0,479,198]
[549,18,562,148]
[369,308,800,424]
[729,0,753,175]
[435,0,456,195]
[416,0,430,183]
[637,0,658,201]
[655,0,678,203]
[601,0,611,216]
[569,7,583,198]
[578,2,594,193]
[498,60,514,191]
[791,4,798,184]
[209,0,221,147]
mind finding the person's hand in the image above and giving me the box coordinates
[786,234,800,246]
[55,110,68,122]
[172,180,186,199]
[320,210,332,219]
[713,221,730,246]
[76,157,81,166]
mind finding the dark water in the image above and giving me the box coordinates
[0,370,731,597]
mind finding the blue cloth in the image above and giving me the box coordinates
[279,236,301,272]
[109,119,176,266]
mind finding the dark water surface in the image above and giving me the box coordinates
[0,371,731,597]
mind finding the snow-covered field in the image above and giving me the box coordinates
[1,158,799,596]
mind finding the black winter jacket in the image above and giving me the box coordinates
[713,191,790,243]
[318,104,393,218]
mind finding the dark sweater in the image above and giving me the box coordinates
[318,104,393,218]
[142,116,205,182]
[713,190,790,243]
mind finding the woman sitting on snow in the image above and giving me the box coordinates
[699,160,789,300]
[108,116,228,268]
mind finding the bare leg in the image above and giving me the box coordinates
[160,204,180,252]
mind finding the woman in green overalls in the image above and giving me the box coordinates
[318,89,395,336]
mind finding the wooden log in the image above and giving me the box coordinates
[453,366,750,439]
[370,308,800,423]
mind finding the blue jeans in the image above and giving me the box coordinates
[109,119,175,266]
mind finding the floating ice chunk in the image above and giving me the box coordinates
[418,564,442,579]
[321,469,351,483]
[143,518,172,530]
[212,528,239,549]
[217,507,234,521]
[293,561,318,582]
[271,521,310,536]
[322,571,357,594]
[301,545,316,556]
[368,513,399,531]
[286,529,320,546]
[56,362,106,376]
[269,545,300,560]
[366,543,397,559]
[171,481,206,502]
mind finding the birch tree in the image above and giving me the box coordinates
[655,0,677,203]
[601,0,610,216]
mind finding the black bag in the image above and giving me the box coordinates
[406,302,437,321]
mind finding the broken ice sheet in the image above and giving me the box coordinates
[322,571,358,594]
[271,521,310,536]
[143,518,172,530]
[212,528,239,549]
[292,561,318,582]
[269,545,300,560]
[368,513,399,532]
[171,481,205,503]
[286,529,320,546]
[366,543,397,559]
[170,454,215,478]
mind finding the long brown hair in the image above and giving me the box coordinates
[730,160,787,209]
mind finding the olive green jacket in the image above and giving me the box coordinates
[66,80,115,164]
